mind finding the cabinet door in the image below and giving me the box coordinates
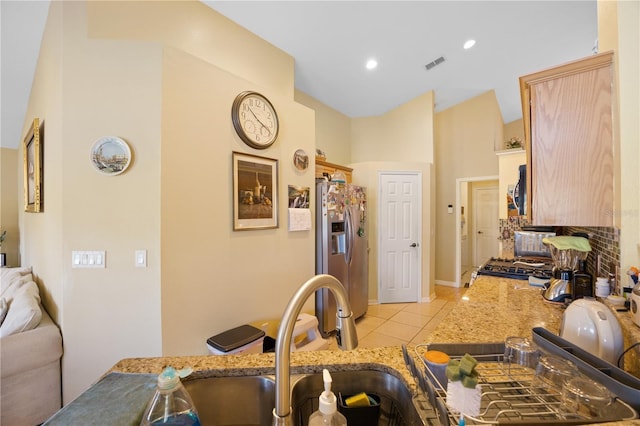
[522,51,615,226]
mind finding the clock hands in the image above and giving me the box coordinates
[248,107,272,136]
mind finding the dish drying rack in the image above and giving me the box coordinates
[407,342,637,425]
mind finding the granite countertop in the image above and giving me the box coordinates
[47,276,640,425]
[426,275,564,344]
[110,345,413,384]
[425,275,640,375]
[603,296,640,377]
[106,276,563,382]
[46,347,418,425]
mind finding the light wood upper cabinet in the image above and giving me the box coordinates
[315,158,353,183]
[520,51,616,226]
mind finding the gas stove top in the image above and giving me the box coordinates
[477,257,554,281]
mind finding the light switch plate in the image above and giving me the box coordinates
[135,250,147,268]
[72,251,106,268]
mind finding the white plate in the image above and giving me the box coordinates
[292,149,309,171]
[90,136,131,176]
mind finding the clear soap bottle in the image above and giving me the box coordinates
[140,367,201,426]
[308,369,347,426]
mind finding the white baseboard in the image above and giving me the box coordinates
[435,279,460,288]
[421,294,436,303]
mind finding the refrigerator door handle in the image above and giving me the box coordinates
[345,208,355,265]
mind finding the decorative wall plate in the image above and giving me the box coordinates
[90,136,131,176]
[292,149,309,171]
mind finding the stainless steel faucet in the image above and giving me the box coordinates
[272,274,358,426]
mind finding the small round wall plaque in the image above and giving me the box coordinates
[90,136,132,176]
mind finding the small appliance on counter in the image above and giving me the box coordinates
[630,282,640,327]
[559,298,624,365]
[513,226,556,258]
[541,236,591,303]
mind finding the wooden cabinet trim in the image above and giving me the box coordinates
[315,159,353,173]
[315,158,353,183]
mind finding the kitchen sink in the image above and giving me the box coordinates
[183,369,432,426]
[184,375,276,426]
[290,370,428,426]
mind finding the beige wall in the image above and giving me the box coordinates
[295,90,351,165]
[351,92,435,164]
[87,0,294,101]
[598,0,640,274]
[349,91,436,302]
[503,119,525,150]
[21,1,313,403]
[434,90,502,285]
[0,148,20,266]
[20,0,65,325]
[23,1,163,402]
[161,47,315,355]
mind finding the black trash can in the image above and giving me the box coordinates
[206,324,265,355]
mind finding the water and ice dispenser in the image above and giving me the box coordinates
[331,221,346,255]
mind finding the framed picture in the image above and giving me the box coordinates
[233,152,278,230]
[288,185,310,209]
[23,118,43,213]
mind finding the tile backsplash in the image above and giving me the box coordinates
[498,218,620,282]
[564,226,620,280]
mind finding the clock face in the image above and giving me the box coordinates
[232,91,279,149]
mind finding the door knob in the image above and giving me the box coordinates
[410,243,419,248]
[477,231,484,234]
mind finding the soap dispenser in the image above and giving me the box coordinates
[140,366,201,426]
[308,369,347,426]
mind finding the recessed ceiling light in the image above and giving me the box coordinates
[365,59,378,70]
[463,39,476,50]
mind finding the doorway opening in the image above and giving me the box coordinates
[455,176,499,287]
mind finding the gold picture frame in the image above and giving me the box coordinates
[233,151,278,231]
[23,118,43,213]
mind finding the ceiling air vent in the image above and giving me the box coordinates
[425,56,445,71]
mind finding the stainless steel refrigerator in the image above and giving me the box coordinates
[315,180,368,337]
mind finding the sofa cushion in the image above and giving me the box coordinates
[0,297,7,325]
[0,282,42,337]
[0,266,32,289]
[1,266,34,301]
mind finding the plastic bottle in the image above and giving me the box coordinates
[308,369,347,426]
[140,367,201,426]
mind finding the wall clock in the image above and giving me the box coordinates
[231,91,279,149]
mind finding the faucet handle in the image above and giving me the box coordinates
[335,310,358,350]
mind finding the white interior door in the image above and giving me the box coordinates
[378,172,421,303]
[473,186,499,266]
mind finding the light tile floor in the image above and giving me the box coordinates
[327,285,467,350]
